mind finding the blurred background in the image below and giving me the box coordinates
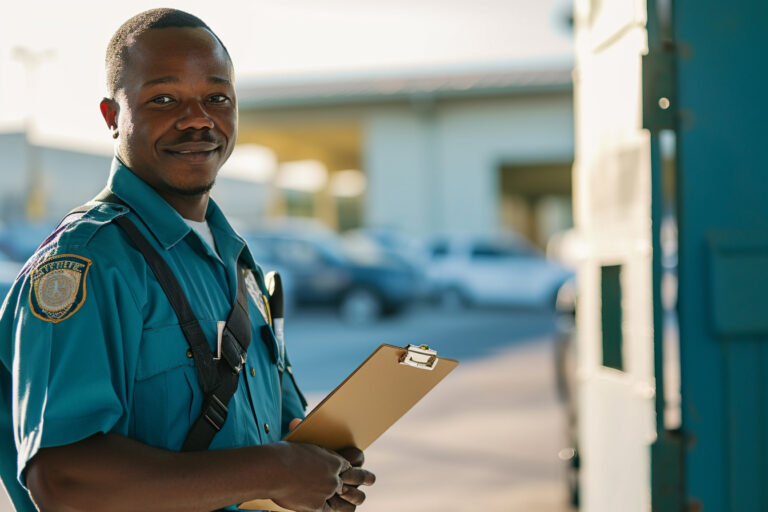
[0,1,578,510]
[2,0,766,511]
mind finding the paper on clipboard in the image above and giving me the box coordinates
[240,344,459,511]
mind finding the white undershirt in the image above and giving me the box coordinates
[184,218,218,255]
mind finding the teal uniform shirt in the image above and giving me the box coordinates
[0,158,306,511]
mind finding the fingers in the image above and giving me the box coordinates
[334,473,345,495]
[326,494,357,512]
[336,457,352,479]
[338,485,367,506]
[288,418,302,431]
[336,446,364,467]
[320,446,352,472]
[340,467,376,487]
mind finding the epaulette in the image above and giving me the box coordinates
[26,203,129,271]
[57,202,130,249]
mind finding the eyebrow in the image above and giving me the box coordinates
[141,75,232,88]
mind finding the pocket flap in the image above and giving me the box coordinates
[137,325,197,380]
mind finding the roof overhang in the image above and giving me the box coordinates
[237,65,573,110]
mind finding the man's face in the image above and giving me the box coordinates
[111,27,237,196]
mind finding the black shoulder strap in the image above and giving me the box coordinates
[112,215,222,393]
[181,267,253,451]
[86,189,255,450]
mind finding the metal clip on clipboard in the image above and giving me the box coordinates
[400,344,438,370]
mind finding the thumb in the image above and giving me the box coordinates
[288,418,302,431]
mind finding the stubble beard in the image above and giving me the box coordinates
[170,179,216,197]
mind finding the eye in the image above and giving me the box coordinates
[208,94,229,104]
[150,95,174,105]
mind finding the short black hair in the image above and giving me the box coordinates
[105,8,231,97]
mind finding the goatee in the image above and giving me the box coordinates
[172,179,216,197]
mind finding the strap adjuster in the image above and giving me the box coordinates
[203,394,228,431]
[220,330,247,374]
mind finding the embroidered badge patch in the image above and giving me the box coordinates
[244,270,271,325]
[29,254,92,323]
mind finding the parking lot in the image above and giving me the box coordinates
[289,306,573,512]
[0,306,572,511]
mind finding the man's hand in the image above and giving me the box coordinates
[328,446,374,511]
[278,420,376,511]
[270,442,375,512]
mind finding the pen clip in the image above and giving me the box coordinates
[214,321,226,360]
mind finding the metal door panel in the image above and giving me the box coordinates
[574,0,656,509]
[673,0,768,509]
[726,340,764,511]
[579,376,654,512]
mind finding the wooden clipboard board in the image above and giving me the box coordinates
[240,344,459,511]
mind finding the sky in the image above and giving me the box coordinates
[0,0,573,154]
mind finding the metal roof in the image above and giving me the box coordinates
[237,65,573,109]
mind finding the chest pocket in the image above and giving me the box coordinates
[132,320,274,450]
[132,323,209,450]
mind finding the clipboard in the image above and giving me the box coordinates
[240,344,459,511]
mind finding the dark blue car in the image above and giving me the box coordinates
[244,227,417,324]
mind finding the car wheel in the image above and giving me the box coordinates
[339,288,383,325]
[439,287,466,311]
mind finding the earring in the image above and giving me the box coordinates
[112,129,119,139]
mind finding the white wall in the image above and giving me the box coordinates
[0,133,31,223]
[0,135,110,225]
[364,108,436,234]
[364,93,574,237]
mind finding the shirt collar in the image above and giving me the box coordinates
[106,157,248,264]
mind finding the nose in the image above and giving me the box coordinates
[175,100,214,131]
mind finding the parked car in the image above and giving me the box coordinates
[341,227,430,301]
[244,224,418,323]
[424,233,574,309]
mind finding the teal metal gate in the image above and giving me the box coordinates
[648,0,768,510]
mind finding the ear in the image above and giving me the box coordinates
[100,98,119,129]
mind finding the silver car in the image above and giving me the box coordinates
[425,234,574,309]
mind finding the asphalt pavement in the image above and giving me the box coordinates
[286,305,560,392]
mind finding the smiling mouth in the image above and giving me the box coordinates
[162,135,222,162]
[164,148,219,162]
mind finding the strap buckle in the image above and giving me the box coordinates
[203,394,229,432]
[220,329,247,374]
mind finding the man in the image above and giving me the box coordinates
[0,9,374,512]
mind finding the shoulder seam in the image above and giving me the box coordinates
[60,204,129,249]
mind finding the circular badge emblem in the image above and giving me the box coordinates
[35,270,80,312]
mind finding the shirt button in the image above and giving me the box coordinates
[186,349,193,358]
[250,368,256,377]
[264,423,270,434]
